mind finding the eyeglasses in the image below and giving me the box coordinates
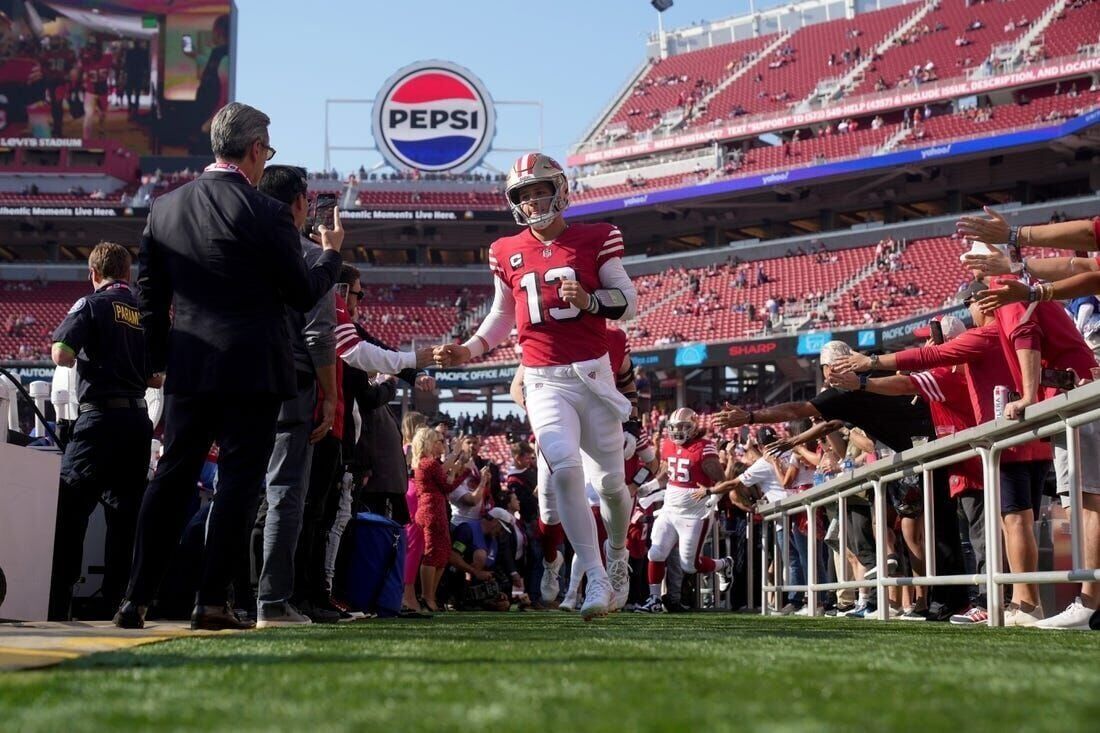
[259,141,276,161]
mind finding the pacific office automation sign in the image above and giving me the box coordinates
[373,61,496,174]
[566,56,1100,166]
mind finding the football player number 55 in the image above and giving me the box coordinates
[519,266,581,324]
[667,457,691,484]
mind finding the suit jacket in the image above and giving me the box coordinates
[138,169,341,398]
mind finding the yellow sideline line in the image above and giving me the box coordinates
[0,647,82,659]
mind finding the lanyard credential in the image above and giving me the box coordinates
[204,161,252,186]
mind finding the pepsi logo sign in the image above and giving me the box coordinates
[373,60,496,173]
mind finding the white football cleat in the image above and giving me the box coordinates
[559,587,579,612]
[718,556,734,593]
[604,541,630,612]
[580,576,611,621]
[635,594,665,614]
[541,554,563,604]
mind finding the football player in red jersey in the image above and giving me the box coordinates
[39,36,76,136]
[437,153,637,620]
[640,408,734,614]
[77,37,112,139]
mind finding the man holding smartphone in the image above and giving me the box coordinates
[252,165,342,627]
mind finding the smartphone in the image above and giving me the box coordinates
[1040,368,1076,391]
[310,193,337,233]
[930,320,944,345]
[181,34,194,54]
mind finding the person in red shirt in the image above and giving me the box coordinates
[441,154,638,621]
[38,36,76,136]
[830,313,1051,624]
[77,38,113,139]
[412,427,469,613]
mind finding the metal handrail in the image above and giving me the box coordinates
[756,379,1100,627]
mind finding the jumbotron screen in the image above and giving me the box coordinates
[0,0,233,155]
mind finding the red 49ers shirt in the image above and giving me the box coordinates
[488,222,624,367]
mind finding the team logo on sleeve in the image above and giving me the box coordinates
[373,60,496,173]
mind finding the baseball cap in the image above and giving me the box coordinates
[818,340,852,366]
[913,314,966,341]
[488,507,514,534]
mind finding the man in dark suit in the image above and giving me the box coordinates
[114,102,344,630]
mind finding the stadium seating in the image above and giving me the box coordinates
[903,85,1100,143]
[605,34,780,135]
[1039,0,1100,58]
[684,3,917,126]
[0,281,90,360]
[851,0,1054,96]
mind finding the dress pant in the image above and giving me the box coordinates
[126,392,280,608]
[49,406,152,620]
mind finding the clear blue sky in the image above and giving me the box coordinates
[233,0,786,173]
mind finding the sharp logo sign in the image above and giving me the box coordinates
[727,341,778,358]
[373,60,496,173]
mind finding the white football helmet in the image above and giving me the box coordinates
[668,407,698,446]
[505,153,569,230]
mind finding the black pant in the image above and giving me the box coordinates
[928,469,967,611]
[126,392,280,608]
[294,434,343,604]
[49,406,152,620]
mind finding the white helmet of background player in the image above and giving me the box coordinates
[668,407,698,445]
[505,153,569,230]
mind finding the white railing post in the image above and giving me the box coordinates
[806,504,819,616]
[746,516,755,612]
[872,480,890,618]
[760,518,771,616]
[1065,424,1084,571]
[922,468,935,578]
[838,495,848,589]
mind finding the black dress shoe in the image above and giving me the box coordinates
[191,604,256,630]
[113,601,147,629]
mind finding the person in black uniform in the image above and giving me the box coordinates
[114,102,343,631]
[48,242,155,621]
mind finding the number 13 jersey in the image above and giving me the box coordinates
[488,222,624,367]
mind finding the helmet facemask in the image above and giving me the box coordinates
[508,185,563,231]
[669,420,695,445]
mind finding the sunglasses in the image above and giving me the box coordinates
[259,141,276,161]
[348,290,364,301]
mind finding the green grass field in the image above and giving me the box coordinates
[2,613,1099,732]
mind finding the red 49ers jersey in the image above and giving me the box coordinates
[80,51,113,94]
[607,326,629,375]
[488,222,624,367]
[661,436,718,518]
[41,48,76,84]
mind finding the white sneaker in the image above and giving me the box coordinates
[1003,603,1045,627]
[1034,597,1093,630]
[604,541,630,612]
[777,602,799,616]
[580,576,611,621]
[635,594,665,614]
[864,604,901,620]
[795,605,824,617]
[559,587,579,612]
[256,602,313,629]
[541,554,563,604]
[718,556,734,593]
